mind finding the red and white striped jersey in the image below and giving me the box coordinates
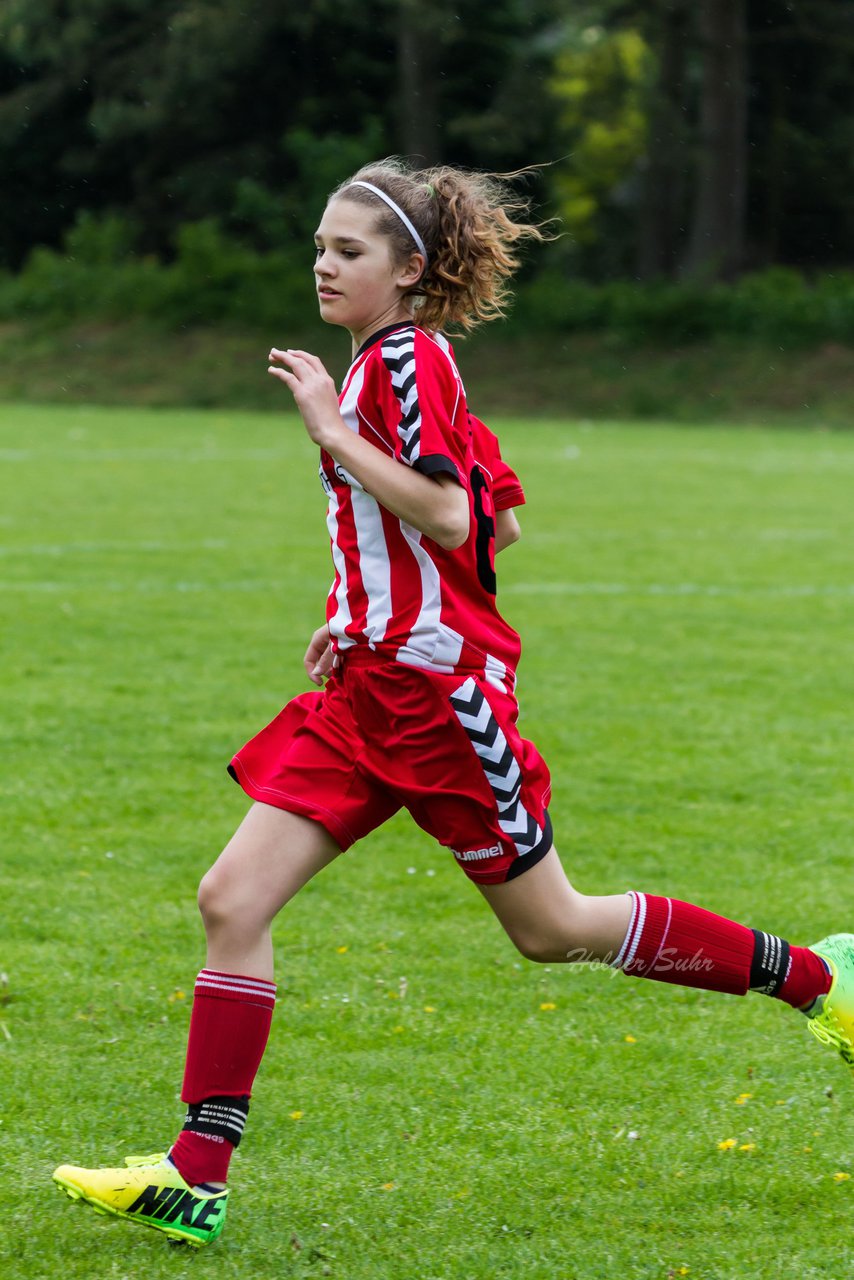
[320,322,524,694]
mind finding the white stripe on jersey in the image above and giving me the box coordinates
[327,359,366,648]
[339,358,367,433]
[350,485,392,645]
[430,331,465,399]
[482,652,510,694]
[432,623,466,670]
[326,485,354,645]
[394,522,464,672]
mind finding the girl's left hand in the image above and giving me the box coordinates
[268,348,343,448]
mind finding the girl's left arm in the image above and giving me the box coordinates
[269,347,469,550]
[495,507,521,552]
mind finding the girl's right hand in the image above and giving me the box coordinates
[268,348,345,451]
[304,624,334,686]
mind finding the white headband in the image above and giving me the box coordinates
[347,180,429,265]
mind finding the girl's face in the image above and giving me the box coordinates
[313,197,424,347]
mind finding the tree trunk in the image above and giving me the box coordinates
[396,0,442,165]
[637,1,691,279]
[681,0,748,280]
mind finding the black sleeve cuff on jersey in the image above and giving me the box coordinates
[413,453,462,483]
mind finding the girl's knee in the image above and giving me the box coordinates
[197,863,241,929]
[197,860,275,941]
[507,929,575,964]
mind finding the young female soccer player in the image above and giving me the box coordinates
[54,159,854,1248]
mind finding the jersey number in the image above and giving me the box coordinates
[470,465,496,595]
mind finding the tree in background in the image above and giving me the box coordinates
[0,0,852,283]
[0,0,561,268]
[549,22,651,258]
[682,0,748,280]
[548,0,854,280]
[635,0,691,280]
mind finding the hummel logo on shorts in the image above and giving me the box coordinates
[452,843,502,862]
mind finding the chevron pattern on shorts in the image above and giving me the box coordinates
[449,677,544,856]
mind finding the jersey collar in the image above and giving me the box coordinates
[355,321,415,360]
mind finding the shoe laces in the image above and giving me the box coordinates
[124,1153,168,1168]
[808,1010,854,1063]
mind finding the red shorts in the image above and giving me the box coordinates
[228,651,552,885]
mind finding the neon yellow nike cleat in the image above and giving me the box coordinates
[52,1153,228,1247]
[805,934,854,1071]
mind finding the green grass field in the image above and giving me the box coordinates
[2,404,854,1279]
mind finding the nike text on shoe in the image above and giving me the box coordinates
[52,1153,228,1247]
[806,934,854,1071]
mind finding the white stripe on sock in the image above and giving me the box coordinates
[196,971,276,1001]
[612,892,640,969]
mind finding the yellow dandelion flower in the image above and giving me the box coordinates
[803,1146,812,1154]
[381,1181,396,1191]
[717,1138,737,1151]
[424,1005,437,1013]
[739,1143,756,1152]
[168,989,186,1003]
[832,1171,850,1182]
[734,1092,753,1105]
[336,945,348,954]
[624,1033,637,1044]
[289,1110,303,1121]
[540,1002,557,1011]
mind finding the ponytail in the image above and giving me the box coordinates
[332,158,552,333]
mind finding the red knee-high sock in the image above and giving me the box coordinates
[778,947,832,1010]
[615,892,831,1008]
[169,969,276,1187]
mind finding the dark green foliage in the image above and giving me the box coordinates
[511,268,854,345]
[2,1,853,289]
[4,212,854,349]
[0,0,561,269]
[0,213,314,328]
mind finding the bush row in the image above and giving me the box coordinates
[509,270,854,344]
[0,217,317,330]
[2,213,854,345]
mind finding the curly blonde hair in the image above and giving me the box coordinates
[330,158,550,333]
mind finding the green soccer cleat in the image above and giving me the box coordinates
[806,934,854,1071]
[52,1152,228,1247]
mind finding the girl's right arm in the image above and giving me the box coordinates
[269,347,470,549]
